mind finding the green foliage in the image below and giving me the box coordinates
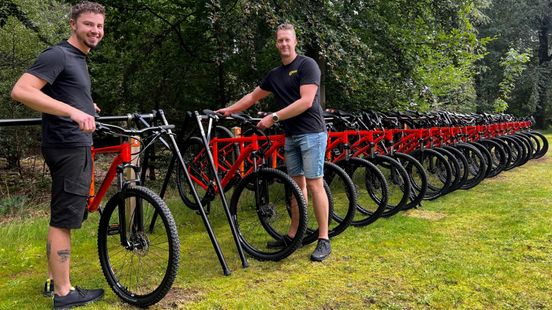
[0,0,67,167]
[476,0,552,127]
[494,48,531,112]
[0,194,29,216]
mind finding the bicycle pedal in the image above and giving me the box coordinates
[107,224,120,235]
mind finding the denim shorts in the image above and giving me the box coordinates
[284,132,327,179]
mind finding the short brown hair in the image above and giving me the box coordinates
[276,23,296,38]
[70,1,105,21]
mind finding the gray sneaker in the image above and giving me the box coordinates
[53,286,104,309]
[310,238,331,261]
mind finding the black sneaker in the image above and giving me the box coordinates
[53,286,104,309]
[266,235,293,248]
[310,238,331,262]
[43,279,54,297]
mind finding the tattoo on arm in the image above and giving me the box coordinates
[57,249,71,263]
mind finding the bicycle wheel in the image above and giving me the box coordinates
[278,162,356,244]
[455,143,486,190]
[337,157,389,227]
[478,139,507,177]
[528,130,549,159]
[393,152,428,210]
[368,154,411,217]
[98,186,180,307]
[230,167,308,261]
[434,147,463,195]
[441,145,469,191]
[411,148,452,200]
[499,136,523,170]
[510,134,532,166]
[176,137,217,210]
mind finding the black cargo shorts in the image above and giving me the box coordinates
[42,146,92,229]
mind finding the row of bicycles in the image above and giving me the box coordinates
[1,109,547,307]
[174,108,549,265]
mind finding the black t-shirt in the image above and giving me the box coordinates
[27,40,94,147]
[260,55,325,136]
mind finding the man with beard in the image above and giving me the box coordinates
[11,1,105,308]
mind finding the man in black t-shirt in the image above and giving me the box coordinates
[11,1,105,308]
[217,23,331,261]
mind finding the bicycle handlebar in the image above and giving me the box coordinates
[96,122,174,137]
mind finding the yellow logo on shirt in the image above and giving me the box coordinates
[288,70,298,76]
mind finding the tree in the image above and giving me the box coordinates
[0,0,67,169]
[477,0,552,128]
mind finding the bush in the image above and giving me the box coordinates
[0,194,30,217]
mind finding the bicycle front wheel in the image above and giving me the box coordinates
[230,167,308,261]
[98,186,180,307]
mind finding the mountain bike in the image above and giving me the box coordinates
[91,121,180,307]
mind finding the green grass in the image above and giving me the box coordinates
[1,133,551,309]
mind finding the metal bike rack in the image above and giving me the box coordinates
[0,111,249,275]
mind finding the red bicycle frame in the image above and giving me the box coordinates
[87,137,139,212]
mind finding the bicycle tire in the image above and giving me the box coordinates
[368,154,411,217]
[511,134,533,166]
[455,143,486,190]
[498,136,523,170]
[434,147,463,195]
[176,136,214,210]
[337,157,389,227]
[470,141,493,178]
[393,152,428,210]
[230,167,308,261]
[478,139,507,177]
[98,185,180,307]
[410,148,452,200]
[441,145,469,191]
[528,130,549,159]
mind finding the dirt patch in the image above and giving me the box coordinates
[403,209,446,220]
[532,155,550,163]
[154,287,205,309]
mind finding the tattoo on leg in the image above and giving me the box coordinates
[47,241,51,260]
[57,249,71,263]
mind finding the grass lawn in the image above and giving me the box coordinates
[1,132,551,309]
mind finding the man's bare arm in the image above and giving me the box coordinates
[257,84,318,129]
[217,87,271,116]
[11,73,96,132]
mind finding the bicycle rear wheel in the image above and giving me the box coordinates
[98,186,180,307]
